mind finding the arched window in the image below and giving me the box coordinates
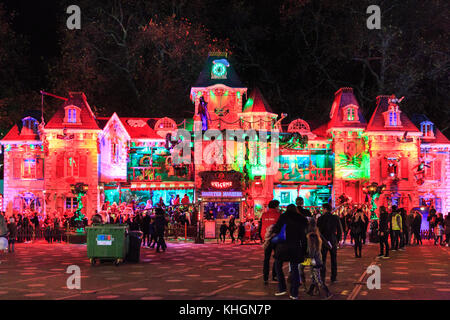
[64,105,81,124]
[420,121,434,138]
[287,119,311,134]
[343,105,359,122]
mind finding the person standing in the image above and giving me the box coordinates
[296,197,312,218]
[7,217,17,253]
[434,213,444,246]
[391,209,402,251]
[361,211,369,245]
[427,209,437,240]
[219,221,228,243]
[260,200,281,285]
[272,204,308,300]
[398,208,407,250]
[305,230,332,299]
[406,210,415,246]
[181,194,190,205]
[154,208,168,252]
[412,211,423,245]
[228,215,236,244]
[344,211,353,245]
[444,214,450,247]
[378,206,390,259]
[141,212,151,247]
[317,203,342,284]
[350,209,365,258]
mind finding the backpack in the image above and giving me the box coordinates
[271,224,287,244]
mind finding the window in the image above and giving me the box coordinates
[22,159,36,179]
[68,109,77,123]
[65,197,78,211]
[389,111,397,126]
[67,156,79,177]
[64,105,81,124]
[111,140,120,163]
[420,121,434,138]
[348,108,355,121]
[343,105,359,122]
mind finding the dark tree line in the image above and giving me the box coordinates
[0,0,448,139]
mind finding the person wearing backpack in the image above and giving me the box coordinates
[391,209,402,251]
[272,204,308,300]
[350,209,365,258]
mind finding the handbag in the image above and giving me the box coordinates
[271,224,286,244]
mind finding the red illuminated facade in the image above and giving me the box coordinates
[1,53,449,221]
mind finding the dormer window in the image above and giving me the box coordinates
[420,121,434,138]
[68,109,76,123]
[343,105,359,122]
[64,105,81,124]
[389,111,397,126]
[383,104,402,128]
[21,117,39,135]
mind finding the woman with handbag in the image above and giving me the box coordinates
[271,204,308,300]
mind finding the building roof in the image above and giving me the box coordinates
[45,92,100,130]
[1,124,41,142]
[366,95,420,133]
[2,110,42,142]
[243,87,274,113]
[118,117,164,140]
[327,87,367,129]
[411,114,450,144]
[192,53,245,88]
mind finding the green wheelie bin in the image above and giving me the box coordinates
[86,224,129,266]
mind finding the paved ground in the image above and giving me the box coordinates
[0,238,448,300]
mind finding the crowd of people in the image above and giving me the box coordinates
[258,197,450,300]
[0,194,196,253]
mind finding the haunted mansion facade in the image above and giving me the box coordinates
[1,53,449,221]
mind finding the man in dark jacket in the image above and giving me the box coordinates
[296,197,312,218]
[272,204,308,299]
[317,203,342,284]
[412,211,423,245]
[378,206,390,258]
[141,212,151,247]
[154,208,168,252]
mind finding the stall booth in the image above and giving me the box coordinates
[198,171,244,239]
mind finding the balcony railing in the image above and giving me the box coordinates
[129,165,193,182]
[129,167,161,182]
[277,167,333,183]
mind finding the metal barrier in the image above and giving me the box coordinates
[14,227,67,243]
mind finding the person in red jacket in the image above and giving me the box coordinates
[181,194,190,205]
[261,200,281,285]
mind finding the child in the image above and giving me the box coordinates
[435,221,444,246]
[237,222,245,245]
[7,217,17,253]
[306,230,333,299]
[219,221,228,243]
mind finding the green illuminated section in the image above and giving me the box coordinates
[243,98,254,112]
[335,152,370,180]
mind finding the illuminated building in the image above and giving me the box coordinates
[1,53,449,223]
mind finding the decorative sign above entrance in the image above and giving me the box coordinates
[201,191,243,198]
[199,170,242,191]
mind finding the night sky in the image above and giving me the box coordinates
[0,0,448,137]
